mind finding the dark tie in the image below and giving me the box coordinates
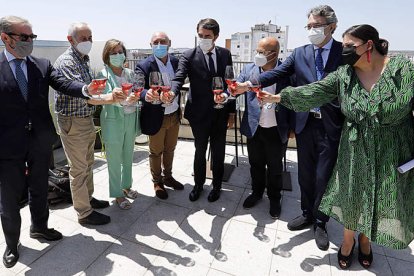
[207,52,216,76]
[13,59,28,101]
[315,48,324,80]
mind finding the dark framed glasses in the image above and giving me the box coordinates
[6,32,37,42]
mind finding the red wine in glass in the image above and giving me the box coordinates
[212,76,225,109]
[121,82,133,95]
[133,87,144,97]
[225,79,237,96]
[91,78,107,98]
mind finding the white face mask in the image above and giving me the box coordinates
[199,38,213,52]
[308,27,326,45]
[75,41,92,55]
[254,53,268,67]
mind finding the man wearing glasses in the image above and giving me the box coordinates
[237,5,343,251]
[229,37,293,219]
[0,15,102,268]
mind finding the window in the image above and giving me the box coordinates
[245,35,249,39]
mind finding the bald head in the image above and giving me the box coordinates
[150,31,170,46]
[257,37,280,53]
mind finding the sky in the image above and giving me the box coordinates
[2,0,413,50]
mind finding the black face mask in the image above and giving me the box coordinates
[342,46,362,66]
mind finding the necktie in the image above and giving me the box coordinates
[207,52,216,76]
[312,48,324,114]
[13,59,28,101]
[315,48,324,81]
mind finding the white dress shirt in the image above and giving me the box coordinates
[259,83,277,128]
[154,55,179,114]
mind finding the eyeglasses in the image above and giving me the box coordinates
[255,50,275,55]
[6,32,37,42]
[343,42,366,50]
[304,24,329,30]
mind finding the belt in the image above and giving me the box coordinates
[309,112,322,119]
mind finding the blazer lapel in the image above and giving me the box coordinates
[304,45,317,81]
[1,52,27,103]
[324,40,343,73]
[215,47,223,77]
[149,55,160,73]
[195,47,210,78]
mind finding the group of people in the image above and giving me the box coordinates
[1,3,414,271]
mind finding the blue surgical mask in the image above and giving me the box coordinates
[109,53,126,68]
[152,44,168,59]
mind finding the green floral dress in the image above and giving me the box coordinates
[280,55,414,249]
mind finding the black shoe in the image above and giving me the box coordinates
[163,177,184,190]
[30,228,62,241]
[314,223,329,251]
[358,234,373,269]
[338,238,356,269]
[154,183,168,200]
[78,211,111,225]
[3,246,19,268]
[207,188,221,202]
[269,199,281,219]
[90,197,110,209]
[287,214,314,231]
[242,194,262,209]
[189,186,203,202]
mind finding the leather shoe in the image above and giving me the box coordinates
[163,177,184,190]
[287,214,314,231]
[90,197,110,209]
[30,228,62,241]
[269,199,281,219]
[243,194,262,209]
[3,246,19,268]
[78,211,111,225]
[154,183,168,199]
[189,186,203,202]
[207,188,221,202]
[314,223,329,251]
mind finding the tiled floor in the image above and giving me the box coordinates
[1,140,413,275]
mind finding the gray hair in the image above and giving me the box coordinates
[68,22,90,37]
[150,31,170,44]
[307,5,338,24]
[0,15,31,34]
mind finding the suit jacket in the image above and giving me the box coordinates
[0,51,86,159]
[237,63,294,144]
[135,55,179,135]
[259,40,344,141]
[171,46,235,124]
[98,66,141,143]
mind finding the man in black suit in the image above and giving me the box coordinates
[0,15,104,268]
[135,31,184,200]
[171,18,235,202]
[237,5,343,250]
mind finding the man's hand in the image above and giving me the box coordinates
[127,93,139,104]
[87,80,106,96]
[160,91,175,104]
[214,93,227,104]
[145,88,160,103]
[233,82,250,95]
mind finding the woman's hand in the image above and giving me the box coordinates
[259,91,281,103]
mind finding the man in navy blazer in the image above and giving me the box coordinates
[171,18,235,203]
[0,16,99,268]
[238,5,344,251]
[233,37,294,219]
[135,32,184,200]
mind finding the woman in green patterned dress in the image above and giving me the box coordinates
[260,24,414,269]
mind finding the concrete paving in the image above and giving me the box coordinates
[1,140,414,275]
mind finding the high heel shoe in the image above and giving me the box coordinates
[358,234,373,269]
[337,238,356,269]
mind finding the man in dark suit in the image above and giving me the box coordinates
[238,5,343,251]
[232,37,294,219]
[135,32,184,200]
[0,16,104,268]
[171,18,235,203]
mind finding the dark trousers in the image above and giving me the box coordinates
[296,116,340,223]
[190,109,228,188]
[247,126,283,202]
[0,145,51,252]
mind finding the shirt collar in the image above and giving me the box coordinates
[69,45,90,62]
[202,47,216,56]
[154,54,170,66]
[313,38,333,51]
[4,48,27,63]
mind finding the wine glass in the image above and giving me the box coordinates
[160,73,172,107]
[224,65,236,99]
[212,76,225,109]
[249,71,263,108]
[149,71,162,105]
[120,70,133,106]
[132,73,145,107]
[90,78,107,100]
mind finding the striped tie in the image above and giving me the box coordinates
[315,48,324,81]
[14,59,28,101]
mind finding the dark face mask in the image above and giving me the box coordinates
[341,46,362,66]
